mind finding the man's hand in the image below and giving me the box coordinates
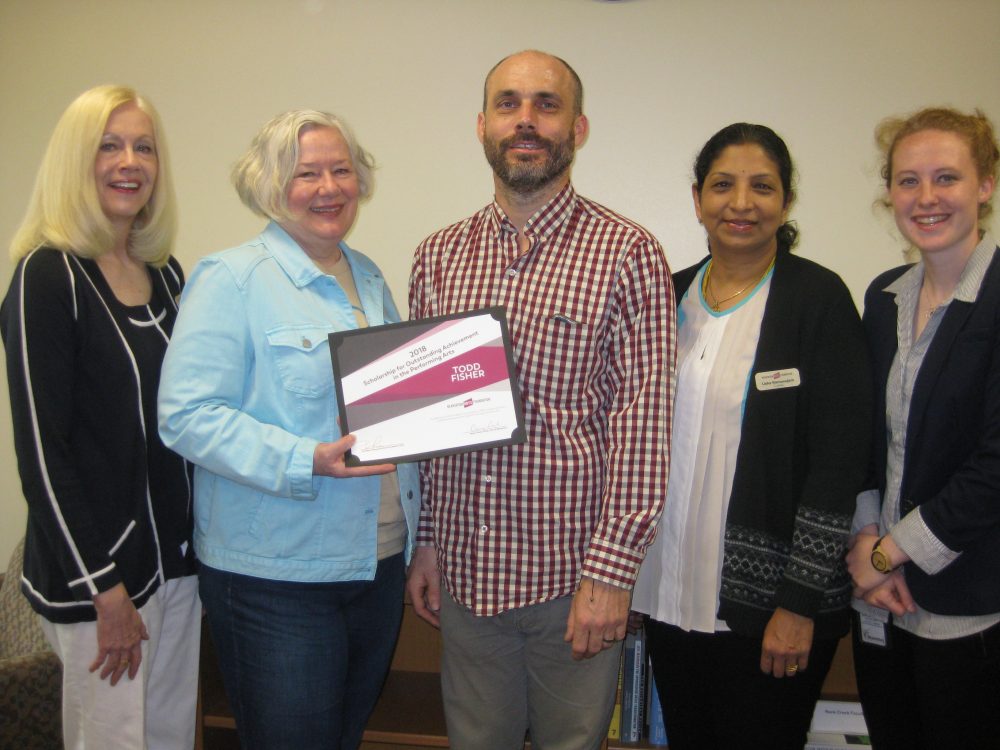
[406,545,441,628]
[564,576,631,660]
[90,583,148,686]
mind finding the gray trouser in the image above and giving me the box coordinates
[440,589,622,750]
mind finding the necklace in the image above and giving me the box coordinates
[702,256,776,312]
[920,283,950,322]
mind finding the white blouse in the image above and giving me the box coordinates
[633,261,772,632]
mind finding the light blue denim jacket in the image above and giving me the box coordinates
[158,222,420,582]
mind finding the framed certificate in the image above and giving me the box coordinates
[329,307,526,465]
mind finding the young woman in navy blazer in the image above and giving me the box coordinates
[847,107,1000,750]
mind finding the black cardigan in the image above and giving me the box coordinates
[674,252,872,639]
[864,246,1000,616]
[1,248,194,623]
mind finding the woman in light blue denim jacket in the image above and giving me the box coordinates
[158,110,420,750]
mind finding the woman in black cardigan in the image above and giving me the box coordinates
[1,85,198,750]
[632,123,872,750]
[847,107,1000,750]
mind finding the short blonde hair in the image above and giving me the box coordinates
[877,106,999,222]
[231,110,375,222]
[9,84,177,266]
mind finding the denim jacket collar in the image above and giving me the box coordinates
[261,221,386,325]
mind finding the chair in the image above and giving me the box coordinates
[0,537,62,749]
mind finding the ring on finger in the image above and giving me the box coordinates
[785,663,798,674]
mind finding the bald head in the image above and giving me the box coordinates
[482,50,584,117]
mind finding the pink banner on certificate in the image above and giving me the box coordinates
[351,342,509,406]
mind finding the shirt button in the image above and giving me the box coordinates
[506,268,517,277]
[480,524,489,533]
[484,475,492,483]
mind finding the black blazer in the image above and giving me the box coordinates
[1,249,194,623]
[864,245,1000,616]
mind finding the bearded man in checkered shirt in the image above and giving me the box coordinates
[406,49,675,750]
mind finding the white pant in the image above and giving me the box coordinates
[41,575,202,750]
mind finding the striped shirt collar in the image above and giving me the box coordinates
[885,232,997,305]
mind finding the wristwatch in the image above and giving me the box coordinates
[870,535,896,574]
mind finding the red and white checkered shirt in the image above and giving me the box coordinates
[409,184,675,616]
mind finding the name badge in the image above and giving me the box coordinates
[754,368,801,391]
[858,611,890,648]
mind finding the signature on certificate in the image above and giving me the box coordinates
[357,435,403,452]
[468,420,504,435]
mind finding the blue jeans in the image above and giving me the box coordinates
[199,555,405,750]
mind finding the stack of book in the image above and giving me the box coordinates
[607,629,668,746]
[805,700,870,748]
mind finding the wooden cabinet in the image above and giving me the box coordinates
[819,633,860,702]
[360,603,447,748]
[197,605,858,750]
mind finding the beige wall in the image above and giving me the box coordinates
[1,0,999,570]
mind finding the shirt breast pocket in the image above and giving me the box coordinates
[520,313,600,407]
[265,324,334,398]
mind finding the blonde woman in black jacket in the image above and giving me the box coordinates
[1,85,198,750]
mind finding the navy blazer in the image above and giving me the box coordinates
[864,244,1000,616]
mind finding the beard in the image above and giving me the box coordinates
[483,130,575,194]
